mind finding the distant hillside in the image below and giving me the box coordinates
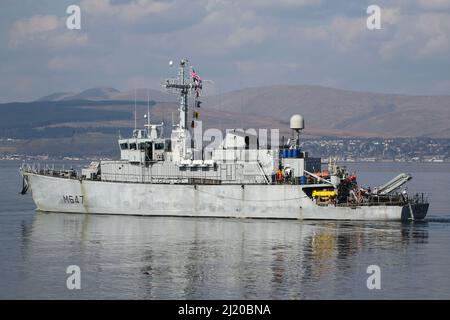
[37,91,77,101]
[37,87,176,103]
[0,100,155,139]
[202,85,450,138]
[15,85,450,139]
[110,88,176,103]
[2,84,450,157]
[37,87,119,101]
[67,87,120,101]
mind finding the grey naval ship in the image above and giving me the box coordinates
[20,59,429,221]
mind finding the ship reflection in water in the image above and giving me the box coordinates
[15,211,441,299]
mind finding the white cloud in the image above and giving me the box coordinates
[2,0,450,101]
[140,1,279,56]
[237,0,321,9]
[225,25,269,49]
[379,12,450,60]
[79,0,174,24]
[382,7,401,25]
[328,16,366,53]
[9,15,60,46]
[417,0,450,10]
[293,5,450,63]
[9,15,88,49]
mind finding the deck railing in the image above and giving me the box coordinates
[20,163,78,179]
[335,193,428,207]
[19,163,430,206]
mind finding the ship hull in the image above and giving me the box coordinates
[24,173,428,221]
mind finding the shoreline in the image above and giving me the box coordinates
[1,157,448,164]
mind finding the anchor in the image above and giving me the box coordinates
[20,175,29,195]
[408,202,415,221]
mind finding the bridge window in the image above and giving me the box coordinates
[155,143,164,150]
[120,143,128,150]
[138,143,146,150]
[129,143,137,150]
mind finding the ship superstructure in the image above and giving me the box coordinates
[20,59,429,221]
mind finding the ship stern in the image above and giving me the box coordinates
[401,203,429,221]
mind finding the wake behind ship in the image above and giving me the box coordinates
[20,59,429,221]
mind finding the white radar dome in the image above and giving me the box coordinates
[290,114,304,130]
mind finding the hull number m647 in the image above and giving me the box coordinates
[63,195,84,204]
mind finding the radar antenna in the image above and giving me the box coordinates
[164,59,203,160]
[164,59,202,133]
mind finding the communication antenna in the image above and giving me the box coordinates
[290,114,305,148]
[161,112,165,138]
[147,89,150,128]
[164,59,203,159]
[134,88,137,130]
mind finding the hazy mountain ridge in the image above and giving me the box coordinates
[18,84,450,139]
[2,85,450,157]
[37,87,176,103]
[201,85,450,138]
[37,91,77,101]
[67,87,120,101]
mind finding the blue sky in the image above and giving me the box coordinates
[1,0,450,102]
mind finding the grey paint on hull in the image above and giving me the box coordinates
[25,173,427,221]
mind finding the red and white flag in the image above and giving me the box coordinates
[191,70,201,81]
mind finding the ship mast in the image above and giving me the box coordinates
[165,59,200,130]
[165,59,202,160]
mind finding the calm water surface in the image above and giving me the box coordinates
[1,160,449,299]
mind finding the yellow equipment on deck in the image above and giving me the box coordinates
[312,190,337,198]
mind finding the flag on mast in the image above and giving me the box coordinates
[191,69,201,81]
